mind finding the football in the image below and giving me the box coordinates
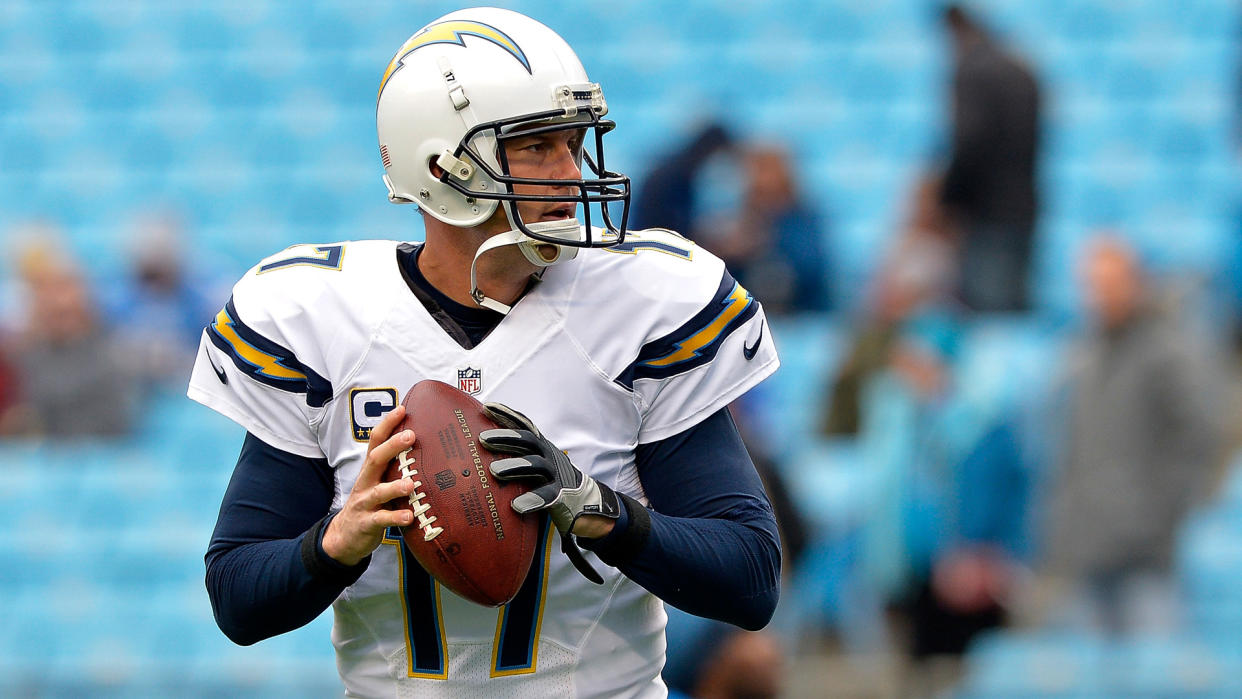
[383,379,542,607]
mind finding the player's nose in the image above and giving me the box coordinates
[551,141,582,181]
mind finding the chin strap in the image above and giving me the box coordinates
[469,219,584,314]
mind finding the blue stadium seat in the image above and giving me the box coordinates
[956,631,1105,698]
[781,436,871,534]
[292,5,360,50]
[957,315,1067,409]
[0,123,52,174]
[752,315,847,456]
[959,630,1242,698]
[1104,634,1240,697]
[1177,506,1242,648]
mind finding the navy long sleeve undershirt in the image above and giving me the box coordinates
[206,408,781,644]
[205,436,369,645]
[581,408,782,630]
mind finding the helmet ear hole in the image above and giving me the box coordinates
[428,156,446,180]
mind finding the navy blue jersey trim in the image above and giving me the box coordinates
[206,296,334,408]
[615,270,759,390]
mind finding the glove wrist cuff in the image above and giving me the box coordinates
[586,479,622,518]
[580,493,650,567]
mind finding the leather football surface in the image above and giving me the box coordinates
[383,380,541,607]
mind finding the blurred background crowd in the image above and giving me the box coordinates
[2,1,1241,697]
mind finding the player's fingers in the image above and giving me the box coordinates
[479,428,541,455]
[489,456,554,482]
[482,402,536,432]
[512,483,562,514]
[362,476,415,510]
[357,428,416,488]
[372,507,415,531]
[365,404,406,454]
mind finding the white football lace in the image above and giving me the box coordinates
[398,448,443,541]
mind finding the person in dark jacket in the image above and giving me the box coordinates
[940,4,1042,312]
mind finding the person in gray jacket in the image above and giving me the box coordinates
[1044,235,1221,634]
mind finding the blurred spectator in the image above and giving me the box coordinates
[104,212,220,389]
[632,122,733,236]
[1042,235,1221,635]
[664,616,786,699]
[823,175,957,435]
[858,310,1029,661]
[700,144,831,313]
[0,345,19,435]
[939,4,1041,312]
[5,238,138,437]
[0,221,64,335]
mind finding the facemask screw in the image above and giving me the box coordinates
[419,189,431,200]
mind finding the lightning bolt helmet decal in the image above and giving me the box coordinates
[379,19,531,101]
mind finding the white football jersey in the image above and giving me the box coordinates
[188,229,779,699]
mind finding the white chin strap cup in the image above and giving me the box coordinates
[470,220,584,314]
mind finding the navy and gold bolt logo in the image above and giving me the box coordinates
[379,20,532,100]
[206,297,334,408]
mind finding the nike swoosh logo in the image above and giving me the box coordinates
[207,353,228,385]
[743,320,765,361]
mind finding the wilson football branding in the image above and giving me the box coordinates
[455,408,504,541]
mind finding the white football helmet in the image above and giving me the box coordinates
[377,7,630,307]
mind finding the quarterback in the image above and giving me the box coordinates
[189,7,781,698]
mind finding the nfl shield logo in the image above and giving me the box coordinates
[457,367,482,395]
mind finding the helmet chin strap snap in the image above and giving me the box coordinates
[469,219,583,314]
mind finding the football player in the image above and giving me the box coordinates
[189,7,781,698]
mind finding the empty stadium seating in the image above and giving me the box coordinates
[2,0,1236,314]
[0,393,342,695]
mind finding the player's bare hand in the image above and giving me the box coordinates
[322,404,417,566]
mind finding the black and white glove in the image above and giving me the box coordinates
[479,402,621,584]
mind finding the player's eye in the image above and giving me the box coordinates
[506,136,543,155]
[567,130,586,156]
